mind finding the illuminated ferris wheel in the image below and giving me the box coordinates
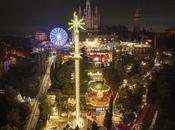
[50,27,68,46]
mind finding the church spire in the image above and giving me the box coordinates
[85,0,91,16]
[133,9,141,42]
[84,0,92,28]
[134,9,140,19]
[133,9,140,31]
[78,6,82,18]
[95,6,98,16]
[86,0,90,8]
[79,0,100,30]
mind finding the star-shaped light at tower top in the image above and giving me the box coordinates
[68,12,85,31]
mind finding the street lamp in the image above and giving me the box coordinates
[68,12,85,127]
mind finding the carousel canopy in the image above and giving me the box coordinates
[90,82,109,91]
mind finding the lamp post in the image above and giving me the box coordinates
[68,12,85,127]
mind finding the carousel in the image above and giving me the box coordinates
[85,81,111,107]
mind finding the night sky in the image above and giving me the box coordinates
[0,0,175,34]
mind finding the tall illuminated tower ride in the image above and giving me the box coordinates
[68,12,85,127]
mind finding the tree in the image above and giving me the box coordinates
[39,96,52,121]
[0,124,18,130]
[114,77,145,123]
[148,64,175,130]
[115,54,140,76]
[5,86,18,105]
[74,125,79,130]
[102,65,121,91]
[53,59,91,94]
[6,108,21,128]
[103,96,114,130]
[91,120,98,130]
[103,110,112,130]
[0,62,40,98]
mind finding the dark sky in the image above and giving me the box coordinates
[0,0,175,34]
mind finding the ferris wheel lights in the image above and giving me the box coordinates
[50,27,68,46]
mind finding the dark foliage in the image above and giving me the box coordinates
[147,64,175,130]
[52,59,92,94]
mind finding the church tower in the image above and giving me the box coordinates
[78,0,100,31]
[133,9,141,41]
[84,0,92,29]
[78,6,82,18]
[93,6,99,29]
[133,9,140,33]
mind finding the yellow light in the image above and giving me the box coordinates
[68,11,85,128]
[68,12,85,31]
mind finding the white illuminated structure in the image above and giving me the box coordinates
[68,12,85,127]
[50,27,68,46]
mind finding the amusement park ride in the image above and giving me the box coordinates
[68,12,85,128]
[50,27,68,46]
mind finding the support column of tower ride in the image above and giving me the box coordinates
[74,24,80,126]
[68,12,85,127]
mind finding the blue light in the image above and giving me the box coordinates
[50,27,68,46]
